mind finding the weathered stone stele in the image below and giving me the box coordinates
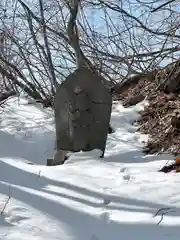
[54,66,112,157]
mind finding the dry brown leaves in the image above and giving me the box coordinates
[113,73,180,155]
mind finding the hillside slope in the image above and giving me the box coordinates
[0,97,179,240]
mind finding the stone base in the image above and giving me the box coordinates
[46,158,56,166]
[46,153,69,166]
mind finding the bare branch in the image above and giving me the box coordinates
[151,0,177,13]
[39,0,58,91]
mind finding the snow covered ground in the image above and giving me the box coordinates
[0,97,180,240]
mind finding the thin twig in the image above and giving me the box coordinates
[153,207,175,225]
[1,186,11,216]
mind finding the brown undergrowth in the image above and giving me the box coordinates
[112,69,180,156]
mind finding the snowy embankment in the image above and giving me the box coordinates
[0,97,180,240]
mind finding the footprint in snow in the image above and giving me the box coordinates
[123,174,131,181]
[119,168,131,181]
[120,167,126,173]
[102,187,111,205]
[8,215,29,224]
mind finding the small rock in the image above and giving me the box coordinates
[103,199,111,205]
[124,94,145,106]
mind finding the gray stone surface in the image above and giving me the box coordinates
[54,67,112,157]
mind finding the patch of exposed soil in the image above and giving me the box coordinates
[112,69,180,155]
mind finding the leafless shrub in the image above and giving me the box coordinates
[0,0,178,104]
